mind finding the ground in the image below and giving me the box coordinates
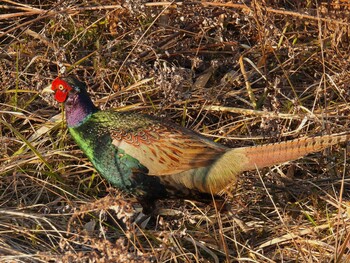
[1,1,350,262]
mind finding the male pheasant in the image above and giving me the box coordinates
[44,76,349,211]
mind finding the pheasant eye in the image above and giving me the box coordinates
[58,84,64,91]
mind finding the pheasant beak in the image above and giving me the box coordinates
[42,84,55,94]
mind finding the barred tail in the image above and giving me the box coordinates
[204,133,349,193]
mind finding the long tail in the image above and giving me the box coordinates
[204,133,350,193]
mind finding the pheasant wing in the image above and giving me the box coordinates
[105,112,227,176]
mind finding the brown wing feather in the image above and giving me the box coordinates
[110,122,227,176]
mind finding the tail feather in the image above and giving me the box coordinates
[204,133,349,193]
[236,133,349,171]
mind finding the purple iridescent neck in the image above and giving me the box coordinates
[64,91,98,127]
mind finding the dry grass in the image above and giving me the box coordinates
[2,0,350,262]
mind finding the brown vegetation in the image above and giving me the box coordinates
[1,0,350,262]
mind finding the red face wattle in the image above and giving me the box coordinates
[51,78,73,103]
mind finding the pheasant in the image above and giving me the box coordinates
[44,76,349,212]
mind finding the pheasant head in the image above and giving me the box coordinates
[45,77,97,127]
